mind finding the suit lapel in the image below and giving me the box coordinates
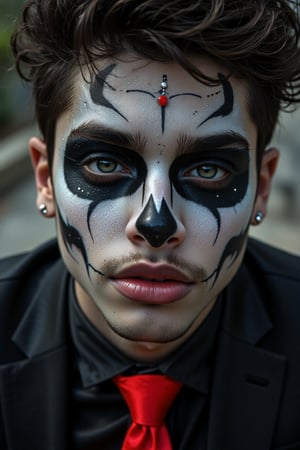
[207,332,286,450]
[0,258,70,449]
[0,346,68,450]
[207,264,287,450]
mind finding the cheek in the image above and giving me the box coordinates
[88,198,129,244]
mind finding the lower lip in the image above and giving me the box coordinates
[111,278,193,304]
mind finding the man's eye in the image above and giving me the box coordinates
[187,164,227,180]
[85,157,129,175]
[89,158,118,173]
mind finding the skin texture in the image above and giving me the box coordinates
[30,53,279,362]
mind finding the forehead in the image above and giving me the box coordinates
[55,53,256,152]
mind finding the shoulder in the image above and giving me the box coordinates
[0,239,61,282]
[245,237,300,283]
[0,240,62,323]
[232,238,300,341]
[242,238,300,341]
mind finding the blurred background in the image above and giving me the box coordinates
[0,1,299,258]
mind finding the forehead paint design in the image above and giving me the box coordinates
[135,194,177,247]
[64,136,147,238]
[90,65,233,133]
[156,74,169,134]
[127,72,233,133]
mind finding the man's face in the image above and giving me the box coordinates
[52,53,258,360]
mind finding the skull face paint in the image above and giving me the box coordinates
[52,53,258,359]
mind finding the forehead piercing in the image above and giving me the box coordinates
[39,203,48,216]
[255,211,264,224]
[157,74,169,107]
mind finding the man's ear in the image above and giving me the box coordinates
[251,147,279,225]
[29,136,56,217]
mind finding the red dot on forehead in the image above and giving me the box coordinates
[158,95,168,107]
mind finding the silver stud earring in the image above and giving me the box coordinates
[255,211,264,224]
[39,203,48,216]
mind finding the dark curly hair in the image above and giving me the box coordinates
[11,0,300,166]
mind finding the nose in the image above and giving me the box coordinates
[126,194,185,248]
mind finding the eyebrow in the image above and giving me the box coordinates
[67,122,146,154]
[176,131,250,158]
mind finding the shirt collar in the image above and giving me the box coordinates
[69,278,223,393]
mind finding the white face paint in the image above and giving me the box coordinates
[52,53,258,361]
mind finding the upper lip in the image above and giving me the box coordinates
[111,263,193,283]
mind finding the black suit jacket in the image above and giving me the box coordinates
[0,238,299,450]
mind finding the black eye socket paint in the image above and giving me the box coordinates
[64,137,147,238]
[169,148,249,243]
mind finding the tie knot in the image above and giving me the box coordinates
[113,374,182,426]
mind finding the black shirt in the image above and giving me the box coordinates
[69,279,223,450]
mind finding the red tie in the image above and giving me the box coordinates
[113,374,182,450]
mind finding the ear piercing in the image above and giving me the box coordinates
[157,75,169,107]
[39,203,48,216]
[255,211,264,224]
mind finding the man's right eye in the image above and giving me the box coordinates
[86,157,130,174]
[81,154,132,183]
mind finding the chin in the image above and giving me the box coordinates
[107,317,192,344]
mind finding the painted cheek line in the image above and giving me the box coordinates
[57,206,105,278]
[202,226,248,288]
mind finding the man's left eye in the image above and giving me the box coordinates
[187,164,227,180]
[86,158,128,174]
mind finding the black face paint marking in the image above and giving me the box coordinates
[58,207,88,268]
[126,89,155,98]
[170,143,249,243]
[90,64,128,122]
[136,195,177,247]
[57,207,104,277]
[203,227,248,287]
[197,73,233,127]
[157,75,168,133]
[64,137,147,239]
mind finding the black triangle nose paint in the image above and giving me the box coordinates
[136,195,177,247]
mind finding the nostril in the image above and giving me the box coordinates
[167,237,178,245]
[133,235,145,244]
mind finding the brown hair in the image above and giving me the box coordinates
[11,0,300,165]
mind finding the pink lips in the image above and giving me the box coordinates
[110,263,194,304]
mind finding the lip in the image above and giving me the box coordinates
[110,263,194,304]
